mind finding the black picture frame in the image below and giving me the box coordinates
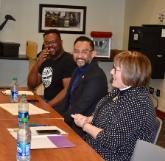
[39,4,86,34]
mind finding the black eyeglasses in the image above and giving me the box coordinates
[44,40,58,47]
[73,49,93,55]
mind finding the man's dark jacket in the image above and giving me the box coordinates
[57,61,108,137]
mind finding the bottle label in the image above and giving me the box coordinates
[18,112,29,123]
[17,142,30,157]
[11,90,18,102]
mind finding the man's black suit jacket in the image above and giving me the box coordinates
[58,61,108,137]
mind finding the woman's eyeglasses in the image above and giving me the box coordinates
[113,64,121,73]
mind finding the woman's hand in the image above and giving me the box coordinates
[71,113,102,139]
[71,114,88,128]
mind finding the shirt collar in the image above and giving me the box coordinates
[119,86,131,91]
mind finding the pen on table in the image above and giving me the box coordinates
[28,123,48,127]
[27,99,39,103]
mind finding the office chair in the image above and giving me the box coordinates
[131,140,165,161]
[154,117,163,144]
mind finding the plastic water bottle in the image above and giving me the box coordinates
[18,95,29,127]
[11,76,18,102]
[17,118,31,161]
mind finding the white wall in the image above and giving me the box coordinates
[0,0,125,91]
[124,0,165,112]
[0,0,125,96]
[0,0,165,112]
[0,59,29,86]
[0,0,125,54]
[123,0,165,49]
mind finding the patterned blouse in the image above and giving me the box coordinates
[84,87,158,161]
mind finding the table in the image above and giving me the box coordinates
[0,88,104,161]
[0,89,63,119]
[0,118,104,161]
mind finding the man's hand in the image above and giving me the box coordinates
[37,48,50,67]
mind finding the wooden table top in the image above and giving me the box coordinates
[0,118,104,161]
[0,88,104,161]
[0,89,63,119]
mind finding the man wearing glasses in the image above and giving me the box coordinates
[28,29,76,107]
[58,36,108,137]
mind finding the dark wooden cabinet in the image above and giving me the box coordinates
[128,25,165,79]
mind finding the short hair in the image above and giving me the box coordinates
[74,36,94,50]
[114,51,151,87]
[43,29,61,40]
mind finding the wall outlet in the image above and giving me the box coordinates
[156,89,160,97]
[149,87,154,94]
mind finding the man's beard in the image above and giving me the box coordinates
[76,58,91,67]
[48,48,60,58]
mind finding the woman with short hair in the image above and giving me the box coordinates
[71,51,158,161]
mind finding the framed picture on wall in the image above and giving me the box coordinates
[39,4,86,34]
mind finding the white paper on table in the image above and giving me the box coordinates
[2,90,34,96]
[8,126,67,149]
[8,126,67,138]
[0,103,49,115]
[8,131,56,149]
[31,136,57,149]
